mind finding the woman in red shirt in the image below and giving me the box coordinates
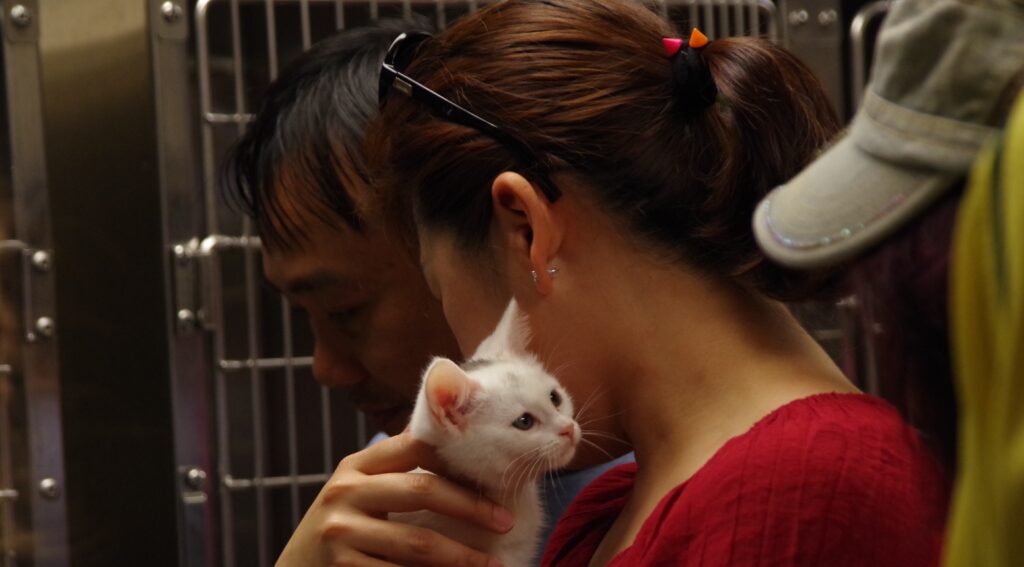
[361,0,949,565]
[543,393,948,566]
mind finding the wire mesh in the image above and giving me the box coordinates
[190,1,778,565]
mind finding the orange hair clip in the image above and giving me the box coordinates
[689,28,709,49]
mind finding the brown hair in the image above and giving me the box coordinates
[368,0,840,301]
[848,188,962,472]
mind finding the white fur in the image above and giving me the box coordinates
[392,300,580,567]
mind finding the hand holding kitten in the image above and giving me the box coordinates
[275,433,513,567]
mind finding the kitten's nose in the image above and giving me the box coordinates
[559,423,576,443]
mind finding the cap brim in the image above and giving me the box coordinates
[753,134,959,270]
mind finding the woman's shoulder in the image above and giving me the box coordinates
[689,393,949,512]
[703,392,945,485]
[637,393,949,566]
[712,392,929,457]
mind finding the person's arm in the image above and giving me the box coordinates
[277,432,511,567]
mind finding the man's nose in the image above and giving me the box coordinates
[311,342,365,387]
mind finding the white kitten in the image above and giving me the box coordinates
[392,299,580,567]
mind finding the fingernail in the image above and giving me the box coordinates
[493,507,514,531]
[489,559,506,567]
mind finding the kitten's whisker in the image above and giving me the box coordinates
[576,409,627,429]
[549,359,577,379]
[513,455,537,499]
[522,445,556,497]
[501,446,544,494]
[544,456,560,500]
[580,437,616,461]
[506,447,543,483]
[572,386,607,426]
[511,446,546,497]
[548,453,567,498]
[581,429,630,445]
[540,335,569,372]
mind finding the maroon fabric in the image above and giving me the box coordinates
[541,393,949,567]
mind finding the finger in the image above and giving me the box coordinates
[342,433,449,476]
[318,548,399,567]
[333,472,514,533]
[325,516,500,567]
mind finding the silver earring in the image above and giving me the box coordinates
[530,267,559,284]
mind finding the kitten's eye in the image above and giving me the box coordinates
[550,390,562,408]
[512,413,535,430]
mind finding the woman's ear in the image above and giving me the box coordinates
[490,172,564,295]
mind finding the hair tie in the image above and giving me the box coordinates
[662,28,718,115]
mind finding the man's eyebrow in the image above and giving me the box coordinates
[272,270,356,296]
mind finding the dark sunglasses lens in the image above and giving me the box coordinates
[378,69,394,105]
[393,33,429,71]
[379,33,430,106]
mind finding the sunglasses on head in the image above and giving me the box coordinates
[378,32,562,202]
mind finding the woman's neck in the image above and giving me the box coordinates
[565,251,855,567]
[568,244,855,487]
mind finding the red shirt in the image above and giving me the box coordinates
[541,393,948,567]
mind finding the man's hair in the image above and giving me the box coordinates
[222,19,429,250]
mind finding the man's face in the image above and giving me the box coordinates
[263,210,460,435]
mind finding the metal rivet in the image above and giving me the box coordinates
[837,295,860,309]
[39,478,60,500]
[788,9,809,26]
[35,317,55,338]
[9,4,32,28]
[818,9,838,27]
[160,1,183,23]
[184,468,207,490]
[176,309,196,331]
[31,250,50,272]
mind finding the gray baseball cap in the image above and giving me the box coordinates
[753,0,1024,269]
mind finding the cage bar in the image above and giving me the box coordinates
[850,1,891,110]
[0,362,14,565]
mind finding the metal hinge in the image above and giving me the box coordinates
[170,235,261,334]
[0,240,56,342]
[171,238,202,334]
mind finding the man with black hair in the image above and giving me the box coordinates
[226,19,460,441]
[223,21,632,566]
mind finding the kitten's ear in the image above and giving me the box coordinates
[472,299,531,359]
[423,358,479,432]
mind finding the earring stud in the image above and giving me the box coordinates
[530,267,559,284]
